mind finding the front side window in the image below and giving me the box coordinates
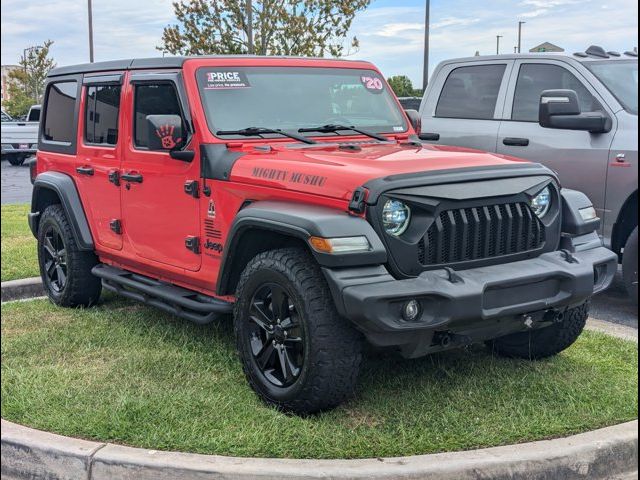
[435,65,506,120]
[27,108,40,122]
[133,83,184,148]
[43,81,78,143]
[85,85,121,145]
[196,67,407,138]
[512,64,600,122]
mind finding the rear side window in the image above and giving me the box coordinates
[512,64,599,122]
[435,65,506,120]
[27,108,40,122]
[133,83,183,148]
[85,85,121,145]
[43,81,78,143]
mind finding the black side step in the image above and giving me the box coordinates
[92,264,233,324]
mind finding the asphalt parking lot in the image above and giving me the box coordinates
[1,159,637,328]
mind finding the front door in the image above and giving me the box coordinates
[75,77,124,251]
[497,60,615,218]
[121,74,201,271]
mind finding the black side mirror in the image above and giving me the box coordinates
[539,89,611,133]
[146,114,185,151]
[404,109,421,133]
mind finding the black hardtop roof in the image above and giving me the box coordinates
[47,55,363,78]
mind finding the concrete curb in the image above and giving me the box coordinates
[1,419,637,480]
[1,277,44,302]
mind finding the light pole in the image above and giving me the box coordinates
[517,21,525,53]
[88,0,95,62]
[422,0,430,91]
[496,35,503,55]
[247,0,254,54]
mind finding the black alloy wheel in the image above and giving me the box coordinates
[248,283,304,387]
[42,225,68,293]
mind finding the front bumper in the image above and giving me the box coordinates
[323,246,617,356]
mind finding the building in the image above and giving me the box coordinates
[1,65,20,106]
[529,42,564,53]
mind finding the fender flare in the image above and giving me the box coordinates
[216,201,387,295]
[30,171,94,250]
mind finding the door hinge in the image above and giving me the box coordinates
[108,170,120,186]
[184,180,199,198]
[185,236,200,254]
[110,219,122,234]
[348,187,368,214]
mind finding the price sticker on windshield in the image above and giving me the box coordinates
[204,70,251,90]
[361,75,385,94]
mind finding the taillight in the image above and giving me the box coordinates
[29,157,37,184]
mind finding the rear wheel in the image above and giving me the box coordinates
[488,302,589,359]
[234,247,363,414]
[622,227,638,305]
[38,204,102,307]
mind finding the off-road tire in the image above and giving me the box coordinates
[7,155,25,166]
[488,301,589,359]
[234,247,363,414]
[622,227,638,305]
[37,204,102,307]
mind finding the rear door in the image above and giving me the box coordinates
[497,60,615,215]
[419,60,514,152]
[74,75,124,250]
[121,72,201,271]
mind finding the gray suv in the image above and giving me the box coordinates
[415,46,638,303]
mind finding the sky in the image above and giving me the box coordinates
[1,0,638,86]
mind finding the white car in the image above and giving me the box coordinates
[1,105,40,165]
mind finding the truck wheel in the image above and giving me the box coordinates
[488,302,589,359]
[622,227,638,305]
[37,204,102,307]
[234,247,363,414]
[8,155,25,166]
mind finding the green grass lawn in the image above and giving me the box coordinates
[1,204,38,282]
[2,296,637,459]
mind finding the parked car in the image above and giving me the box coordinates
[397,96,422,111]
[1,104,40,165]
[413,46,638,303]
[29,56,616,414]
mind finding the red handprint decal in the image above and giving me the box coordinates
[155,124,181,150]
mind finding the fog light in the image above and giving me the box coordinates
[402,299,421,321]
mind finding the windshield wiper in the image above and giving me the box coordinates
[298,124,389,142]
[216,127,316,144]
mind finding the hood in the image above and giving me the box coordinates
[228,142,530,202]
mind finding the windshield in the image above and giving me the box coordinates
[586,60,638,115]
[196,67,408,139]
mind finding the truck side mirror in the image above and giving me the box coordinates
[146,114,185,152]
[539,89,611,133]
[404,109,421,134]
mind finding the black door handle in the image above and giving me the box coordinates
[121,172,143,183]
[76,166,94,176]
[503,137,530,146]
[419,132,440,141]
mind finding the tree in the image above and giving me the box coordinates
[4,41,56,118]
[387,75,422,97]
[159,0,370,57]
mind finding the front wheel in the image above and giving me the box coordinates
[233,248,363,414]
[37,204,102,307]
[488,302,589,359]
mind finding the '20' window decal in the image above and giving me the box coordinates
[361,75,384,94]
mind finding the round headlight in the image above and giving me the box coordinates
[530,186,551,218]
[382,199,411,236]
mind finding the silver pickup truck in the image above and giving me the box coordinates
[412,46,638,303]
[1,105,40,165]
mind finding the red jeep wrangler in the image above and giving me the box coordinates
[30,56,617,414]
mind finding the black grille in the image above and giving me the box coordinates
[418,202,544,266]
